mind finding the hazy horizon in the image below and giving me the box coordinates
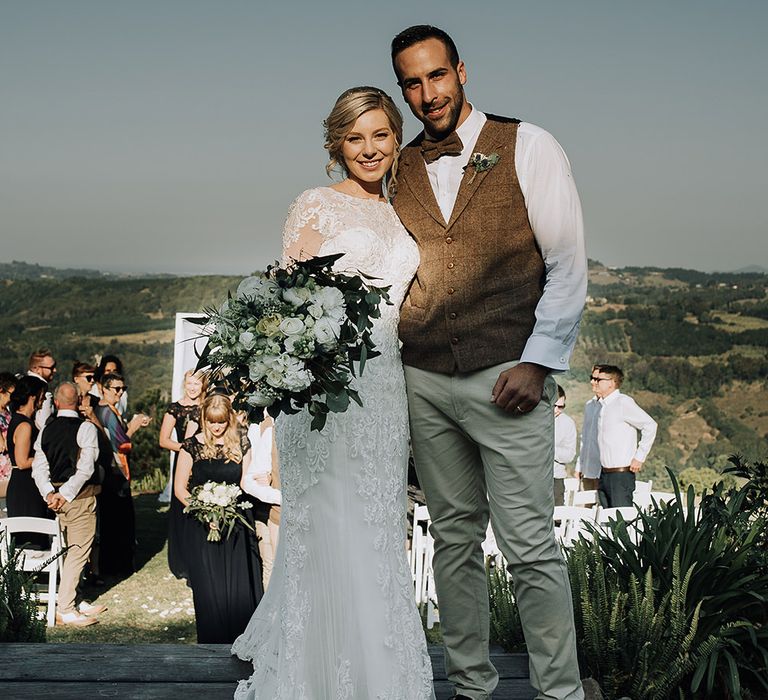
[2,1,766,276]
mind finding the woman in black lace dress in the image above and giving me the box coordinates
[6,376,50,548]
[159,370,206,579]
[174,393,262,643]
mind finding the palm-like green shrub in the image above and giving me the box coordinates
[580,460,768,699]
[487,560,526,652]
[0,532,47,642]
[570,542,717,700]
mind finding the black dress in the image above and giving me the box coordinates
[165,402,200,580]
[182,435,263,644]
[6,413,53,548]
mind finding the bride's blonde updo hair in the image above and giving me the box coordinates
[324,86,403,198]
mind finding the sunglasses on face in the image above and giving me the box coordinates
[554,403,566,409]
[590,376,612,383]
[107,385,127,393]
[78,374,95,382]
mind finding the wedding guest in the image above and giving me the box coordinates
[6,375,52,547]
[174,393,262,644]
[553,385,577,506]
[575,366,602,492]
[591,365,657,508]
[73,361,117,585]
[159,369,207,579]
[243,415,281,589]
[95,372,149,576]
[27,348,57,430]
[92,355,128,415]
[31,382,106,627]
[0,372,18,495]
[72,362,101,420]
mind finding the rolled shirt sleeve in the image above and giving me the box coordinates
[622,398,658,464]
[58,421,99,502]
[516,125,588,371]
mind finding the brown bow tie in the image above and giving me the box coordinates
[421,132,464,164]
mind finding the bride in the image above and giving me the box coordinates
[232,87,435,699]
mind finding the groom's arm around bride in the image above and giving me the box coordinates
[391,25,587,700]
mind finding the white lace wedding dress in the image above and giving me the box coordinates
[232,187,435,700]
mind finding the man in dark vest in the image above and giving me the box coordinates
[391,26,587,700]
[32,382,105,627]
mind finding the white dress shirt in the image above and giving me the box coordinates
[422,106,587,370]
[597,390,657,468]
[31,409,99,502]
[242,424,281,505]
[553,412,577,479]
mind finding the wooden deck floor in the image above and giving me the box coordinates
[1,643,534,699]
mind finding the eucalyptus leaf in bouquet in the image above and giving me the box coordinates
[193,253,392,431]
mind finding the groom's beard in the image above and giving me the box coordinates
[422,88,466,140]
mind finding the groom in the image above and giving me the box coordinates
[391,26,587,700]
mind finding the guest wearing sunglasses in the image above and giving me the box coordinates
[27,348,57,430]
[94,373,150,576]
[553,385,577,506]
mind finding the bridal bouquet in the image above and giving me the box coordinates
[184,481,253,542]
[195,253,391,431]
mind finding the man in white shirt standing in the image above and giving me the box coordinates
[591,365,657,508]
[32,382,106,627]
[392,24,586,700]
[27,348,57,430]
[554,385,577,506]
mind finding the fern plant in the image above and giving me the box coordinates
[487,559,526,652]
[0,532,47,642]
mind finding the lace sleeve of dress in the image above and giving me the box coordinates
[281,188,329,264]
[166,402,180,420]
[181,437,200,461]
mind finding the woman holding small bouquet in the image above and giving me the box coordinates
[175,393,262,644]
[233,87,433,699]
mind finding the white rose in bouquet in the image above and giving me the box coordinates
[282,285,313,307]
[313,315,341,349]
[239,331,256,350]
[315,286,346,321]
[279,316,306,336]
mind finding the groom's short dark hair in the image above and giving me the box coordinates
[391,25,460,78]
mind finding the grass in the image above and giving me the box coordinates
[46,493,197,644]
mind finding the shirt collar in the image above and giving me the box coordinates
[455,104,485,152]
[56,409,80,418]
[600,389,621,406]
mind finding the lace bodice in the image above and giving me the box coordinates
[282,187,419,355]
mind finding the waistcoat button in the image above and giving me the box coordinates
[449,312,457,320]
[447,287,455,295]
[447,262,455,269]
[445,237,453,244]
[451,337,459,344]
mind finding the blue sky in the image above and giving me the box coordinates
[1,0,766,275]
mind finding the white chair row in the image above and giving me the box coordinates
[563,479,658,508]
[0,516,63,627]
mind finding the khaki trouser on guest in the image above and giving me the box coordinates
[405,362,584,700]
[56,490,98,615]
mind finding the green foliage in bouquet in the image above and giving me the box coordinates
[194,253,391,431]
[183,481,254,542]
[0,532,47,642]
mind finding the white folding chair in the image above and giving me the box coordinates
[563,478,580,506]
[0,516,62,627]
[632,479,653,507]
[572,489,599,508]
[596,506,642,543]
[553,505,598,546]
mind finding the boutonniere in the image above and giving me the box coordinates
[464,152,500,183]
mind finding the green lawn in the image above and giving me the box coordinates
[47,494,197,643]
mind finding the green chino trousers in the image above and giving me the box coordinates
[405,362,584,700]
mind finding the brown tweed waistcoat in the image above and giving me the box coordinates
[393,115,544,374]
